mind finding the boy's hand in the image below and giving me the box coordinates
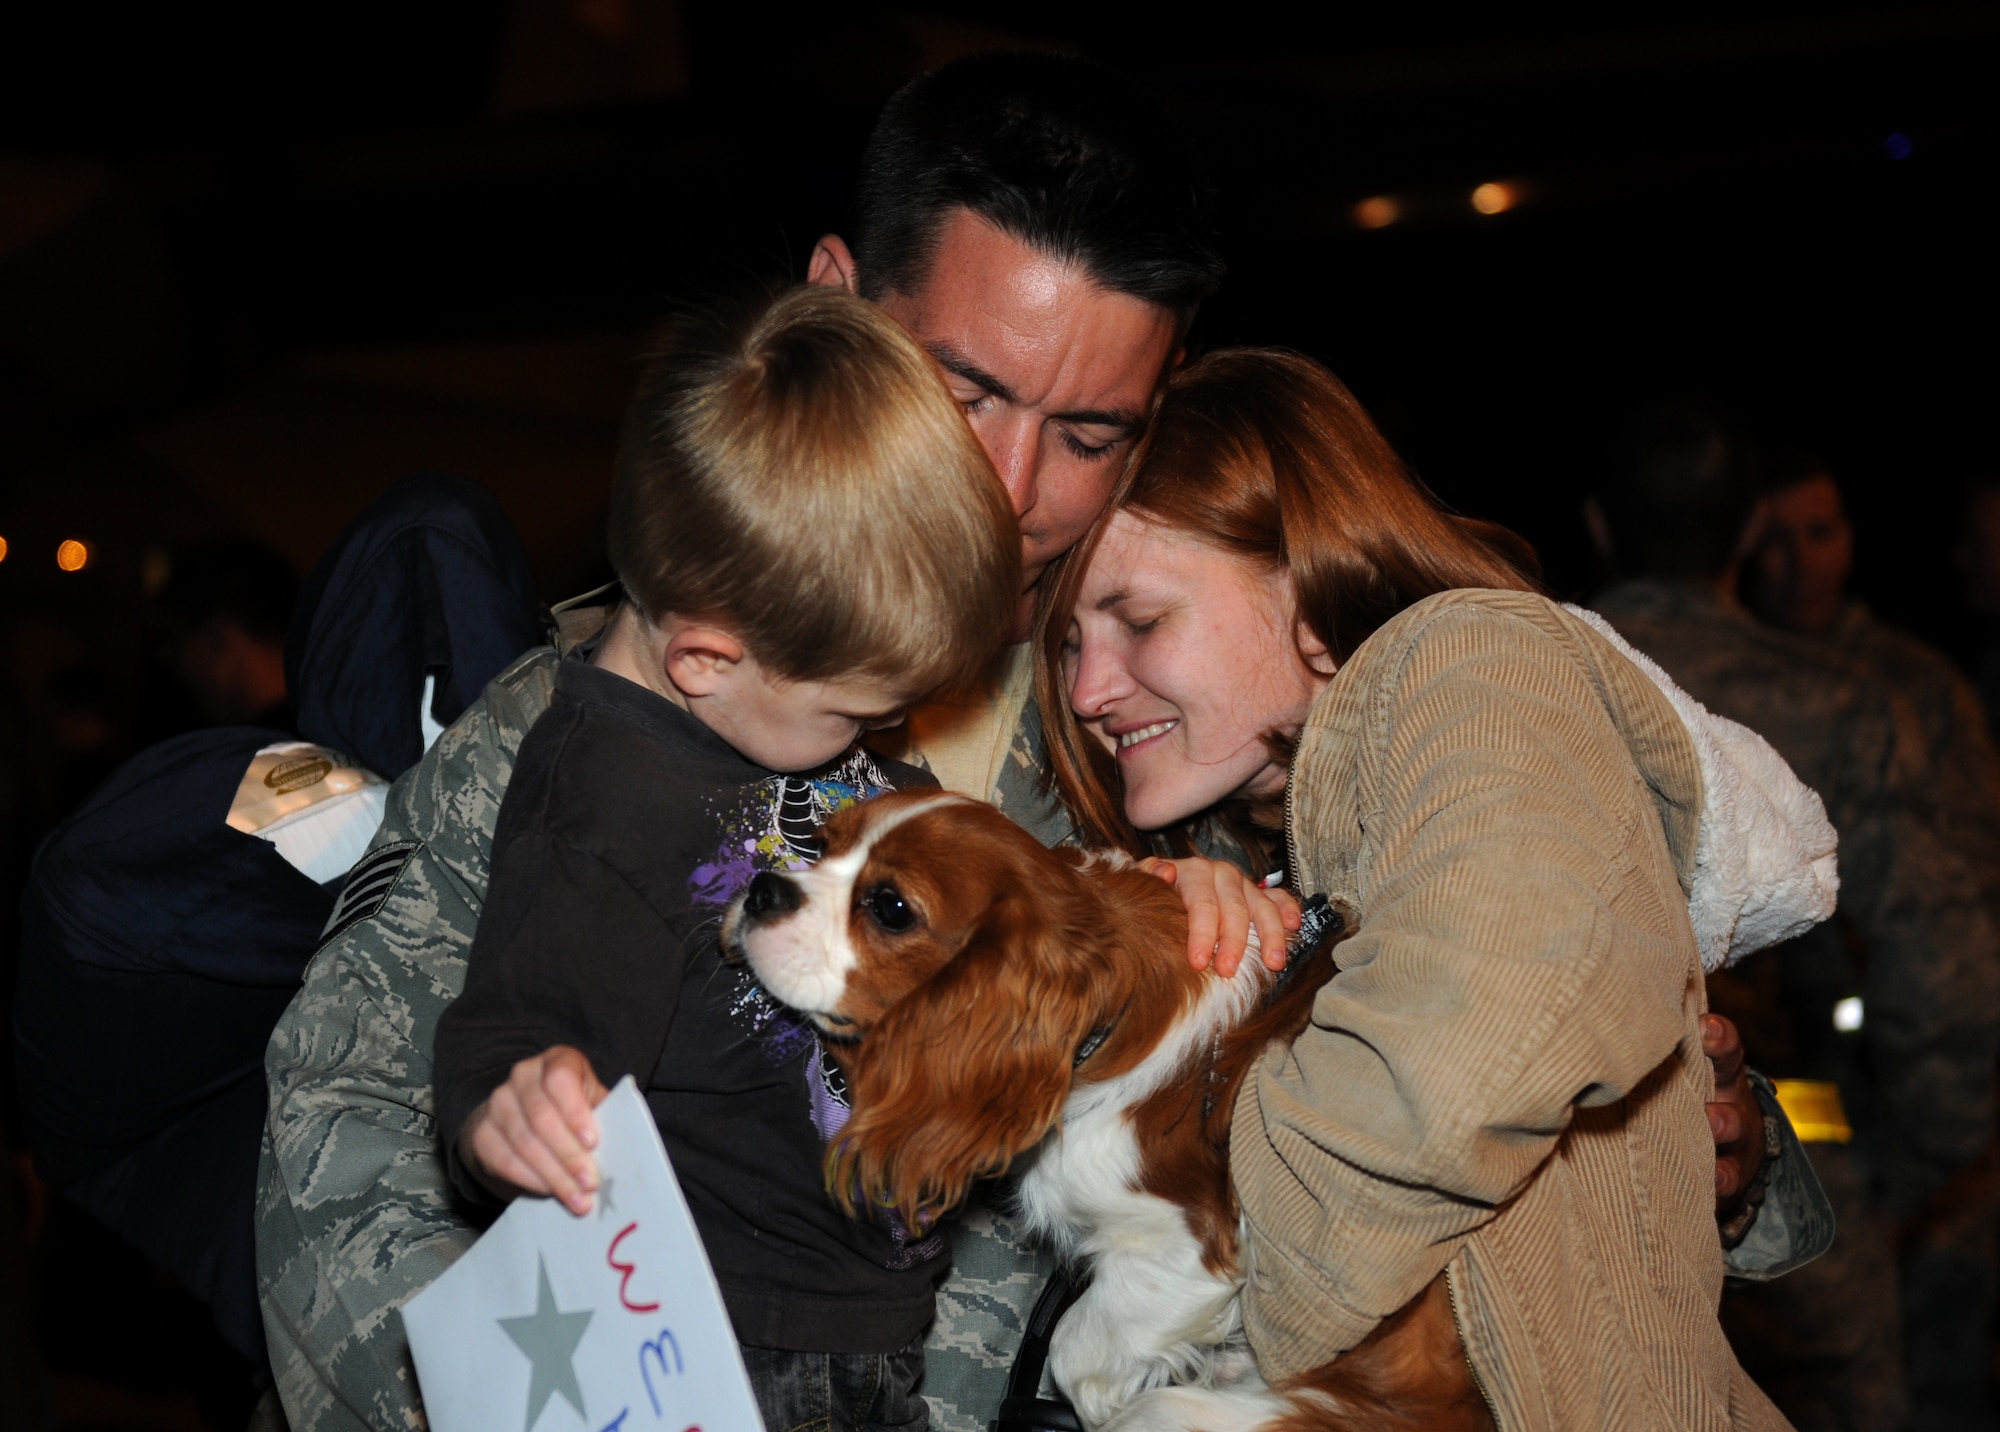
[1141,856,1301,977]
[460,1045,609,1216]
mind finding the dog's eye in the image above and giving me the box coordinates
[862,884,916,933]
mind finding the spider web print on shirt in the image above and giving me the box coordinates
[689,747,897,1142]
[691,748,949,1271]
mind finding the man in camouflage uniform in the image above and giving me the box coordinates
[1742,455,2000,1429]
[257,595,1076,1432]
[1743,454,2000,916]
[259,64,1808,1432]
[1589,402,2000,1432]
[259,52,1211,1432]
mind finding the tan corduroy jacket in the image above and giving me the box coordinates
[1234,590,1791,1430]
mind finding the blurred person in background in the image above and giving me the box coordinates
[1589,399,2000,1432]
[1955,476,2000,746]
[37,663,129,819]
[151,537,299,733]
[1747,452,2000,864]
[1743,449,2000,1429]
[12,475,544,1421]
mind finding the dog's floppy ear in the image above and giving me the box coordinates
[828,880,1105,1229]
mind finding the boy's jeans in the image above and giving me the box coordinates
[741,1337,929,1432]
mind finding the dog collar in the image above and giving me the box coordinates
[1073,1021,1117,1068]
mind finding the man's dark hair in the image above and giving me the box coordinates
[1761,442,1836,498]
[155,537,298,642]
[850,52,1224,329]
[1597,396,1761,580]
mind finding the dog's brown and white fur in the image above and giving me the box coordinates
[722,790,1492,1432]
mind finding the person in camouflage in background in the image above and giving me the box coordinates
[1744,451,2000,922]
[1741,452,2000,1430]
[1589,399,2000,1432]
[258,59,1803,1432]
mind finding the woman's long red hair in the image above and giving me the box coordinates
[1035,348,1543,855]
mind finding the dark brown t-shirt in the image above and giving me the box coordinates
[435,658,947,1353]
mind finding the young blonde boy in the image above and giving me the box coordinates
[433,286,1017,1431]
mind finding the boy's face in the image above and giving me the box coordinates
[698,651,912,774]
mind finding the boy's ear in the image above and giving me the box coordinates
[806,235,860,293]
[661,624,747,697]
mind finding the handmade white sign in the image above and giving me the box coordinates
[403,1077,765,1432]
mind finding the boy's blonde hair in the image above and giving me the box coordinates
[609,286,1019,693]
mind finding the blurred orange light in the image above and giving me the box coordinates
[0,534,9,563]
[1353,196,1401,229]
[1471,182,1517,215]
[56,538,91,572]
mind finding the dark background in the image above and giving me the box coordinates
[0,3,1994,1427]
[3,3,1995,684]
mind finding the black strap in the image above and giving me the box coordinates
[990,1262,1091,1432]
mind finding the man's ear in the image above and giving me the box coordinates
[662,624,747,697]
[1295,620,1337,677]
[806,235,860,293]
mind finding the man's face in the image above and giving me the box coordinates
[1749,473,1853,635]
[824,210,1180,619]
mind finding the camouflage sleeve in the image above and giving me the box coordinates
[916,692,1269,1422]
[257,650,558,1432]
[1826,698,2000,1210]
[1931,672,2000,930]
[1724,1073,1836,1283]
[1853,617,2000,934]
[922,1196,1061,1432]
[914,690,1071,1426]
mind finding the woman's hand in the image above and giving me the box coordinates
[1141,856,1301,976]
[1703,1014,1767,1207]
[460,1045,610,1216]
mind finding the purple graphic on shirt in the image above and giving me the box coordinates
[688,838,761,908]
[689,749,896,1142]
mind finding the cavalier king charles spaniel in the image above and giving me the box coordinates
[722,789,1492,1432]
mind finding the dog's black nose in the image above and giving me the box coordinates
[743,871,802,921]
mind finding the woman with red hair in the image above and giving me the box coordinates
[1035,349,1823,1428]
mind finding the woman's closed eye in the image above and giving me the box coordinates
[1105,604,1163,638]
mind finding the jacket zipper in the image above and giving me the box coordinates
[1445,1261,1503,1429]
[1283,773,1302,896]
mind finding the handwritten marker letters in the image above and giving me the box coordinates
[403,1078,764,1432]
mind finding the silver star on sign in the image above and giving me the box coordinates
[498,1256,593,1431]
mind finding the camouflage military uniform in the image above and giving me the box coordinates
[1827,600,2000,932]
[1824,601,2000,1430]
[260,617,1835,1432]
[1594,578,2000,1432]
[257,635,1075,1432]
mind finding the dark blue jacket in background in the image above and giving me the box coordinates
[13,473,546,1367]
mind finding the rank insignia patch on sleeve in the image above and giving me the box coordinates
[321,840,420,947]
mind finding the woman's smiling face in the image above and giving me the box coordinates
[1062,509,1331,831]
